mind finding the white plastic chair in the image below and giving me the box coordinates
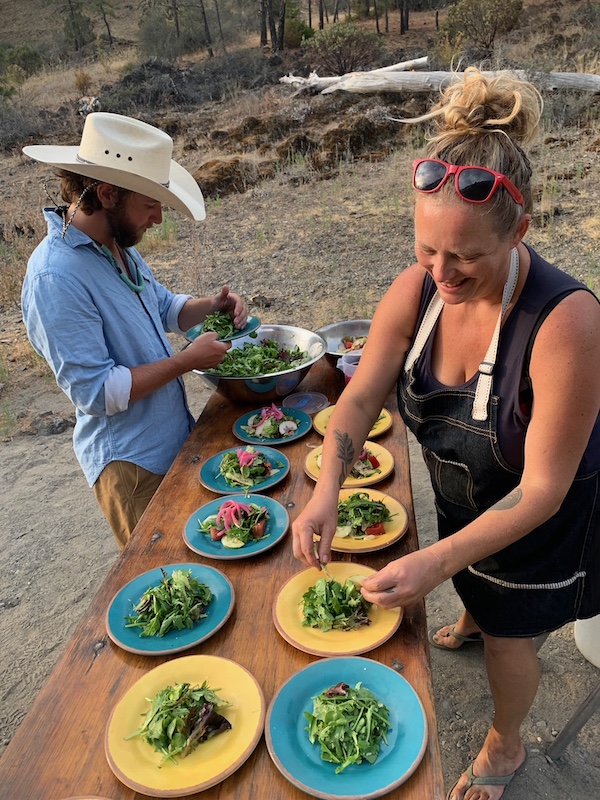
[547,615,600,758]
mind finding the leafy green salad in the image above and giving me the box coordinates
[336,492,394,539]
[198,497,270,549]
[208,339,309,377]
[125,681,231,764]
[241,403,300,439]
[316,447,381,479]
[305,681,391,773]
[125,568,213,638]
[218,446,281,489]
[301,575,372,632]
[202,310,236,339]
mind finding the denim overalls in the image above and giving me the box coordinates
[397,248,600,636]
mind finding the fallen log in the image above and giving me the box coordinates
[281,66,600,95]
[279,56,429,92]
[319,70,600,95]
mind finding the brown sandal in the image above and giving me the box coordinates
[428,625,483,651]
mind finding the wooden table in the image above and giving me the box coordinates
[0,360,445,800]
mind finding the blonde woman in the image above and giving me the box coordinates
[293,68,600,800]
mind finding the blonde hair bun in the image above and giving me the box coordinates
[427,67,543,149]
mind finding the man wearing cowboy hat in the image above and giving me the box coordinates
[21,112,248,550]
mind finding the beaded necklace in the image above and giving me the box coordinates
[99,244,145,293]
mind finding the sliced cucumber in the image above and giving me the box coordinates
[221,534,246,549]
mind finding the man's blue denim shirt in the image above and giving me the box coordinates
[22,209,195,486]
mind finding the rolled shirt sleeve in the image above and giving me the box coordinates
[104,365,133,415]
[166,294,193,335]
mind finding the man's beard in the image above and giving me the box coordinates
[105,204,143,249]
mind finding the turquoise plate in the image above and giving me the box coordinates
[199,446,290,495]
[183,494,290,561]
[185,315,261,343]
[232,407,313,446]
[265,656,428,799]
[106,563,234,656]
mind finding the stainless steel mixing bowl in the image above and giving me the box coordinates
[315,319,372,367]
[192,324,326,405]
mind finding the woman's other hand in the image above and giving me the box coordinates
[360,549,445,609]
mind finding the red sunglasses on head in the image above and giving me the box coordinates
[413,158,524,206]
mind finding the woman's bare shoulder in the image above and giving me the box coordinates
[379,263,427,310]
[371,264,427,346]
[535,288,600,351]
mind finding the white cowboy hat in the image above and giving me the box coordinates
[22,112,205,220]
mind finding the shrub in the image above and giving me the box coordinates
[102,51,281,113]
[74,70,93,95]
[284,18,314,49]
[304,23,383,76]
[283,0,314,49]
[441,0,523,52]
[1,45,44,78]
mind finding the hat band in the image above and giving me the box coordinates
[75,154,170,187]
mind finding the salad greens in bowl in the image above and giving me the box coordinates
[193,324,326,405]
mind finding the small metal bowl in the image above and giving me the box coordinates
[193,324,326,405]
[315,319,372,367]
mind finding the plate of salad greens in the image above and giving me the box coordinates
[105,654,265,797]
[328,489,409,554]
[265,656,427,799]
[185,314,261,343]
[272,562,403,657]
[199,445,290,495]
[105,563,234,656]
[183,494,290,560]
[312,406,392,439]
[232,404,313,445]
[304,442,394,488]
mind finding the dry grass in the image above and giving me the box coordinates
[19,47,140,111]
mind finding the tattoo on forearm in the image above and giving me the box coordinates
[333,429,355,488]
[490,488,522,511]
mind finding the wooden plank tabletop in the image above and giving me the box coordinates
[0,359,445,800]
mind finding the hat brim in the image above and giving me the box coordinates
[23,145,206,221]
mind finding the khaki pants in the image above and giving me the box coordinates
[93,461,164,551]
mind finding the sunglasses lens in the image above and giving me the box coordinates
[457,168,496,202]
[414,160,448,192]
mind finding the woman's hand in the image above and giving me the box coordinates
[292,493,339,568]
[213,285,248,330]
[360,549,445,609]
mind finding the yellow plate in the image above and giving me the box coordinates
[105,655,265,797]
[304,441,394,488]
[312,406,393,439]
[272,562,403,657]
[330,488,409,553]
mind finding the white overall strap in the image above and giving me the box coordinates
[404,291,445,373]
[471,247,520,421]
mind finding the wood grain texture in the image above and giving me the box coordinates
[0,360,445,800]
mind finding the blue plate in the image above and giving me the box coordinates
[183,494,290,560]
[232,406,313,446]
[105,563,234,656]
[199,446,290,495]
[266,656,428,799]
[185,315,261,343]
